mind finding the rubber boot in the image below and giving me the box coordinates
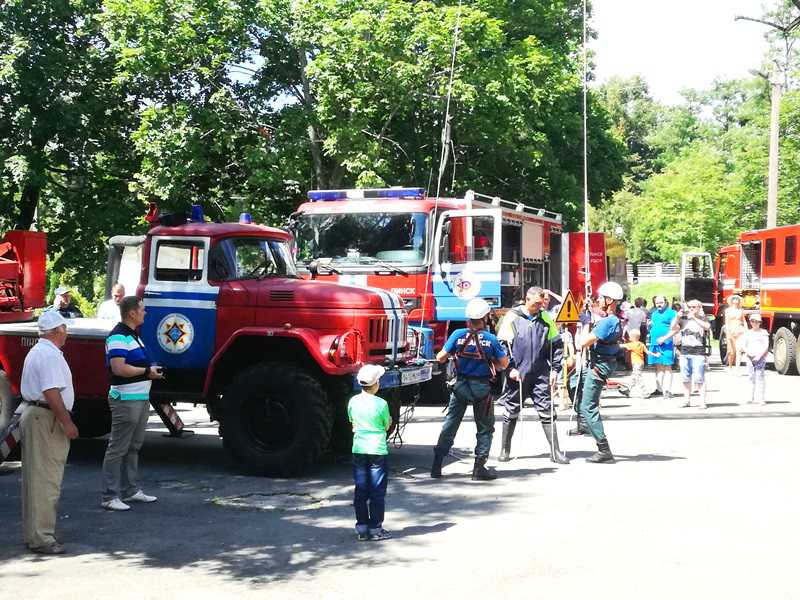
[587,438,615,463]
[568,413,591,437]
[541,421,569,464]
[498,419,517,462]
[471,457,496,481]
[430,449,445,478]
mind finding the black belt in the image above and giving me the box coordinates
[24,400,51,410]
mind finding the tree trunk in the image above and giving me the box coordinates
[15,183,41,230]
[296,48,328,189]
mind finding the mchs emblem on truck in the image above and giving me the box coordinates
[157,313,194,354]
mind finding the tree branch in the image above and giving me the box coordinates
[360,128,410,160]
[734,15,789,32]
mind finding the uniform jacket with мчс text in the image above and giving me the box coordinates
[503,308,563,378]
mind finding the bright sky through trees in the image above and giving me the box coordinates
[592,0,771,104]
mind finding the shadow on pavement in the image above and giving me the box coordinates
[0,440,530,584]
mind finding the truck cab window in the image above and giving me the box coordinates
[785,236,796,265]
[765,238,775,266]
[209,238,298,281]
[155,241,205,282]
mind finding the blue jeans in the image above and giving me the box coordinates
[353,454,388,533]
[679,354,706,384]
[434,378,495,458]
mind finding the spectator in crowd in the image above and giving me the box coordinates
[97,283,126,321]
[47,286,83,319]
[647,296,677,398]
[101,296,164,511]
[620,329,661,399]
[740,313,769,405]
[724,295,747,372]
[625,297,648,342]
[659,300,711,409]
[348,364,393,541]
[19,311,79,554]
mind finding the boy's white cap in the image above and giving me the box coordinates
[748,313,762,322]
[38,311,67,332]
[357,364,385,387]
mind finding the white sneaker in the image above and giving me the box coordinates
[102,497,131,511]
[123,490,158,503]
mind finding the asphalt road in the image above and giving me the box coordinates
[1,358,798,600]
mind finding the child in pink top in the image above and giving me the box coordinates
[740,314,769,405]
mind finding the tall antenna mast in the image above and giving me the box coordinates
[582,0,591,300]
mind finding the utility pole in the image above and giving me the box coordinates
[736,5,800,228]
[768,71,782,228]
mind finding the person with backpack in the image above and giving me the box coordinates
[430,298,509,481]
[495,286,567,464]
[657,299,711,409]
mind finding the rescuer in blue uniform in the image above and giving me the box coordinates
[576,281,624,463]
[430,298,509,481]
[496,286,567,464]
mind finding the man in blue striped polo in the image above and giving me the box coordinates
[101,296,165,511]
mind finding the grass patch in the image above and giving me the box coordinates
[629,281,680,305]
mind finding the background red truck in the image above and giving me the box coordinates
[680,223,800,375]
[0,210,431,475]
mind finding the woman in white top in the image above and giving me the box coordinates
[724,295,746,369]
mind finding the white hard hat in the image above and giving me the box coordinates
[597,281,624,301]
[357,364,385,387]
[38,311,67,332]
[465,297,491,320]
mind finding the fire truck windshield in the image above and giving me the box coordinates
[209,237,298,281]
[294,212,428,267]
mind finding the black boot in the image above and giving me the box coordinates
[471,456,496,481]
[568,413,591,436]
[587,438,615,463]
[430,449,445,478]
[540,420,569,464]
[498,419,517,462]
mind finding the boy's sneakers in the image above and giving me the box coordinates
[369,529,392,541]
[123,490,158,503]
[357,532,370,542]
[101,497,131,511]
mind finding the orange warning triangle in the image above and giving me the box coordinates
[555,290,580,323]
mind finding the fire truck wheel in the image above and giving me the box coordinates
[0,370,14,432]
[326,379,353,454]
[773,327,798,376]
[718,328,728,366]
[222,363,333,476]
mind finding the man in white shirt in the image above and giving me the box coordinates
[20,311,79,554]
[97,283,125,320]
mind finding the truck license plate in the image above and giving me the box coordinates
[401,364,432,385]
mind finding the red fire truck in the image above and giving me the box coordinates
[681,223,800,375]
[0,208,430,475]
[289,187,626,383]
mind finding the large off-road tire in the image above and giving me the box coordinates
[420,372,450,405]
[327,379,354,454]
[0,370,21,461]
[0,370,15,432]
[718,327,729,366]
[773,327,798,376]
[71,398,111,438]
[221,362,333,476]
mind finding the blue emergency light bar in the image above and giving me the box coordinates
[308,187,426,202]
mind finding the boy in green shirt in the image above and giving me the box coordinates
[348,364,393,541]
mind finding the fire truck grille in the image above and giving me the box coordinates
[368,318,389,344]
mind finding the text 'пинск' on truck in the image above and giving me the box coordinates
[0,206,431,476]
